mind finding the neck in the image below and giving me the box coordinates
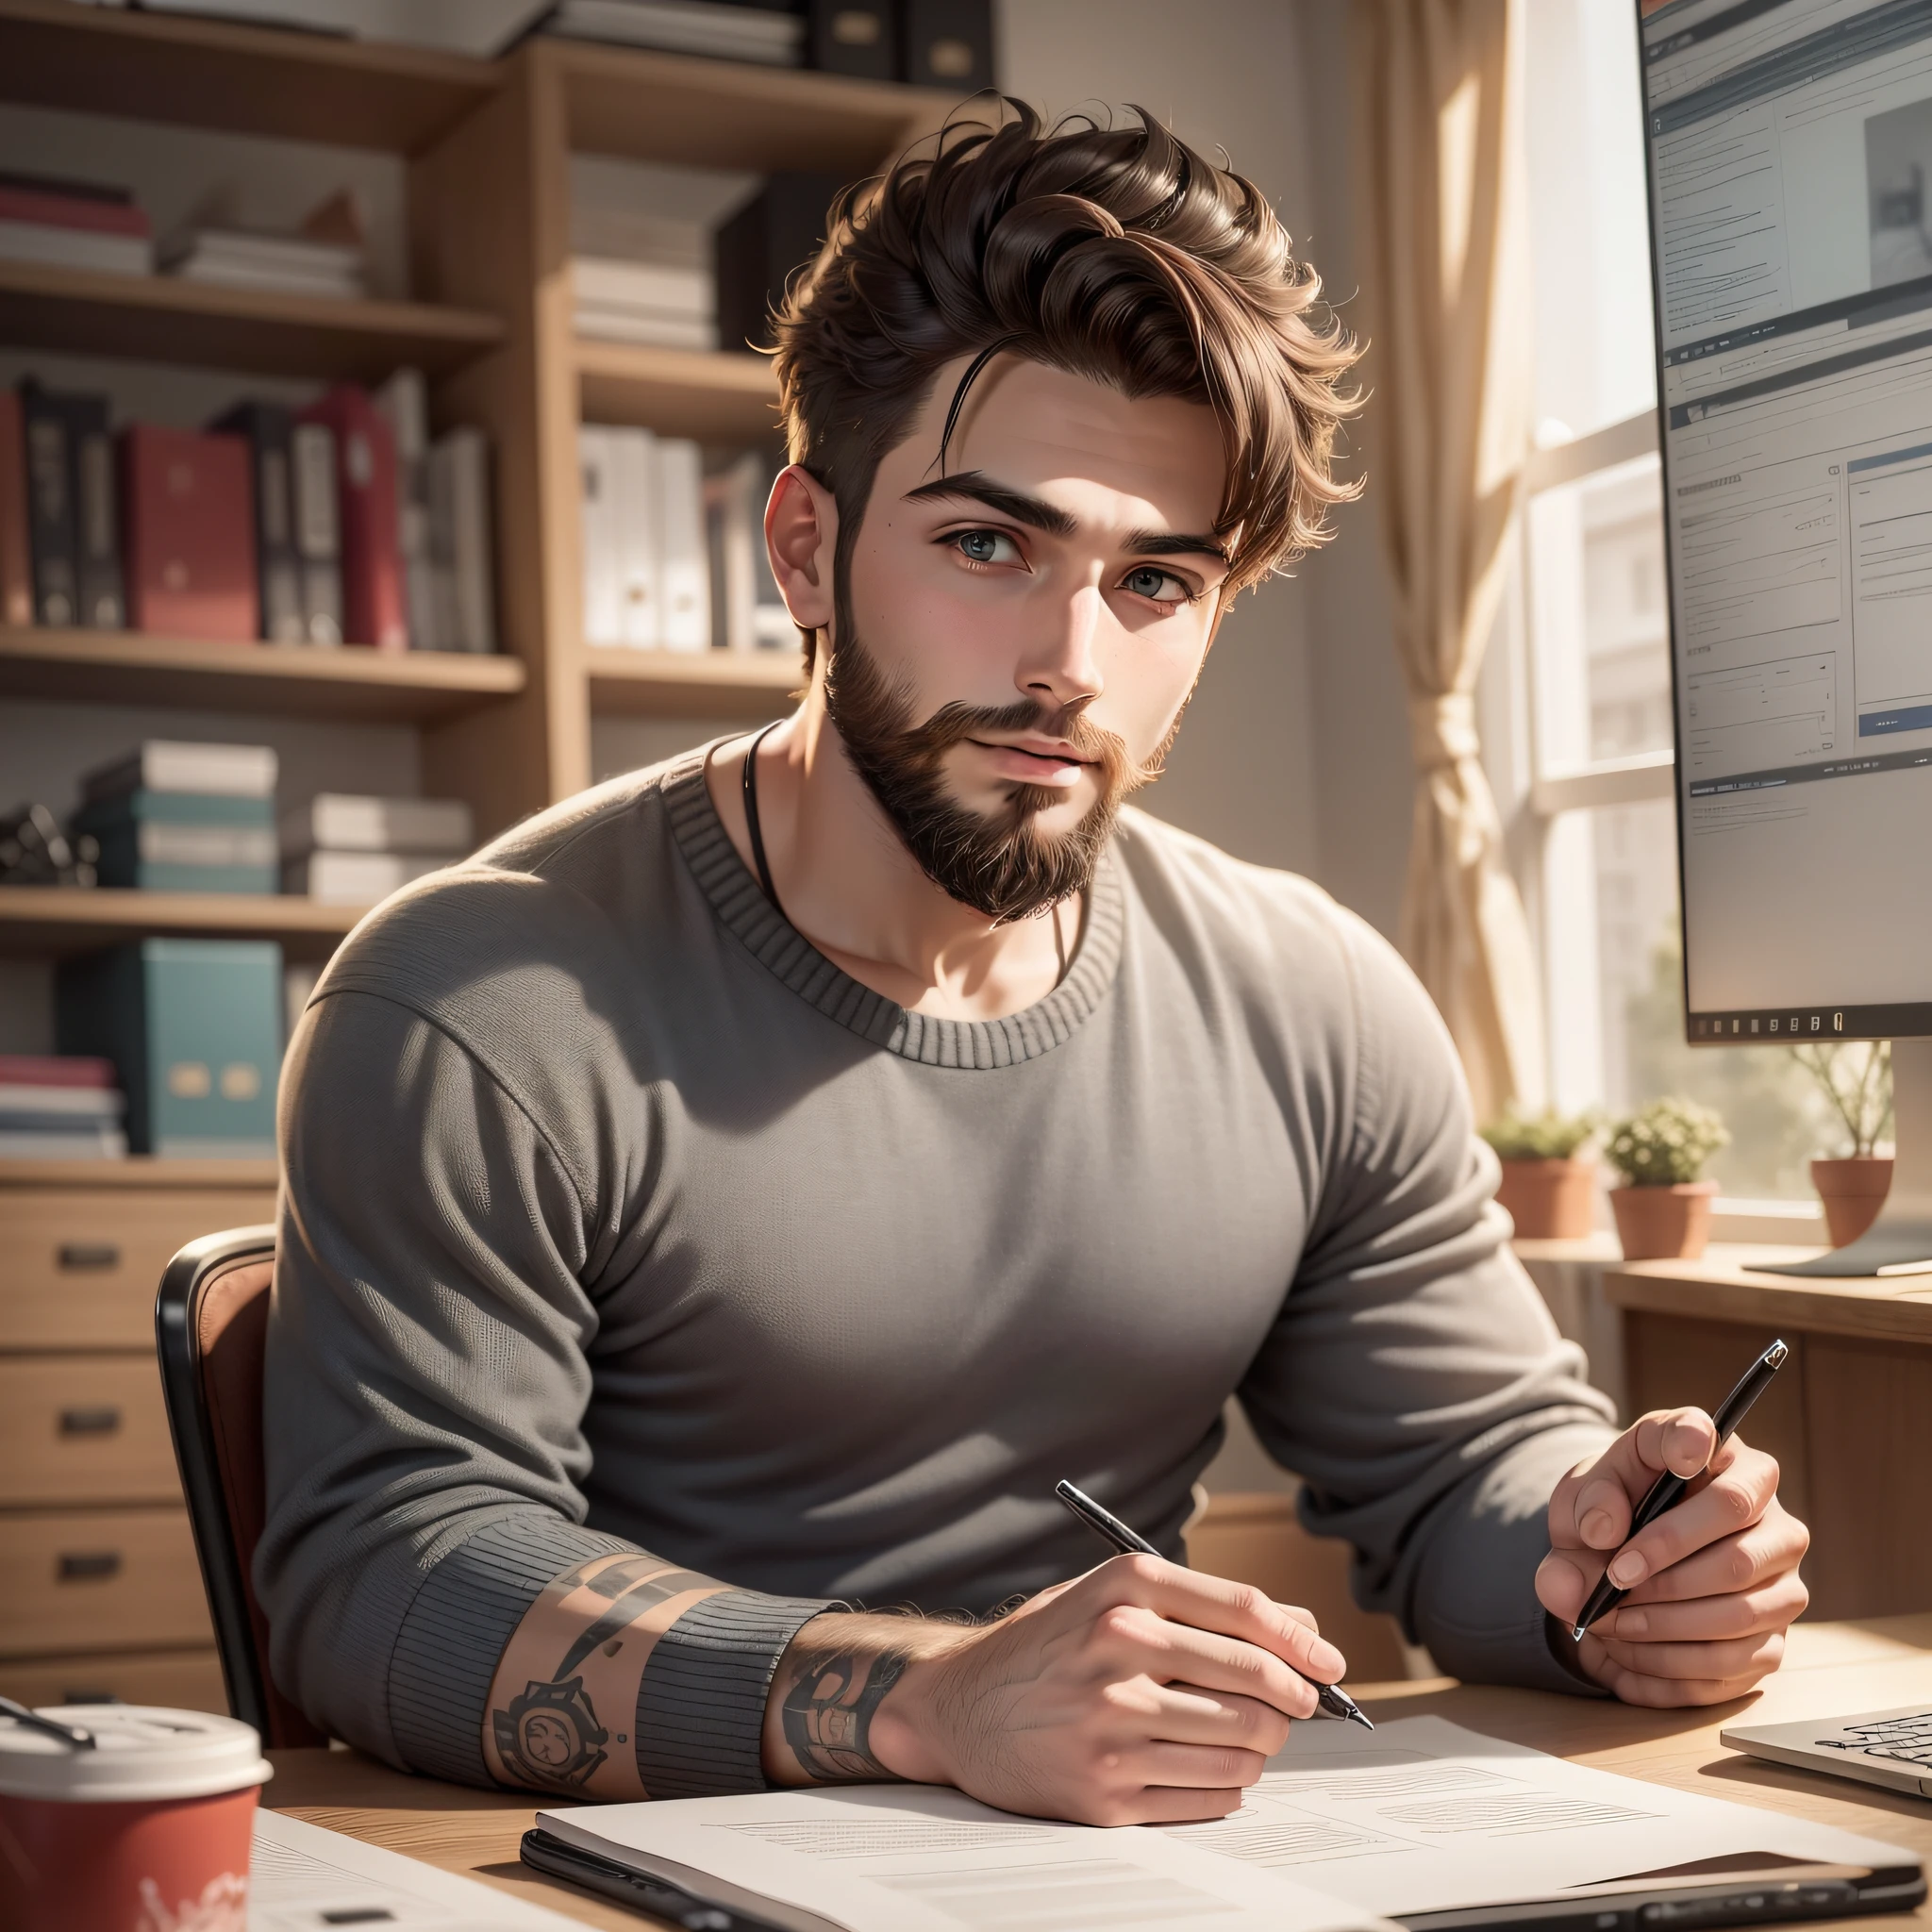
[706,659,1085,1022]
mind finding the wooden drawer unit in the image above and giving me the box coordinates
[0,1648,226,1714]
[0,1356,179,1506]
[0,1167,277,1350]
[0,1507,214,1657]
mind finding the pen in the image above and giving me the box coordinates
[1571,1337,1790,1641]
[1054,1477,1374,1731]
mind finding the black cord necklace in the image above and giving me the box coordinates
[741,720,786,920]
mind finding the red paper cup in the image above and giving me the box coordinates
[0,1704,272,1932]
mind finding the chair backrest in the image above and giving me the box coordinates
[156,1226,325,1749]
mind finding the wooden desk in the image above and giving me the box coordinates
[1607,1255,1932,1619]
[264,1616,1932,1931]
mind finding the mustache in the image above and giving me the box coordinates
[892,694,1158,791]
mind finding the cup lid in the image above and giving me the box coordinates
[0,1706,273,1803]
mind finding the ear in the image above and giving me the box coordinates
[765,464,839,635]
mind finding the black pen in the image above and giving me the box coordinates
[1571,1338,1790,1641]
[1054,1478,1374,1731]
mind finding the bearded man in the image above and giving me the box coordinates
[261,104,1808,1824]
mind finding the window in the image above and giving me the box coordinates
[1511,0,1831,1200]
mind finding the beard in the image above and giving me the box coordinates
[822,620,1182,925]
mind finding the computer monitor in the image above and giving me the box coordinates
[1640,0,1932,1275]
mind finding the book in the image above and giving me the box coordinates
[807,0,893,78]
[0,1084,124,1120]
[119,423,257,640]
[18,382,78,626]
[211,402,305,643]
[76,788,277,892]
[0,388,31,627]
[537,0,806,64]
[0,221,153,277]
[572,256,713,320]
[658,436,709,652]
[614,426,661,648]
[427,426,496,654]
[284,849,450,904]
[161,226,365,298]
[714,172,848,354]
[56,938,283,1158]
[0,1056,117,1089]
[375,368,439,651]
[81,741,278,804]
[0,175,148,236]
[578,425,627,646]
[707,445,790,653]
[300,387,406,652]
[64,391,124,629]
[572,306,719,350]
[280,793,473,858]
[0,1125,128,1159]
[899,0,993,88]
[291,419,344,645]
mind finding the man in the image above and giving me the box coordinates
[260,106,1807,1826]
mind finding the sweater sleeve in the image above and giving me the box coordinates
[257,988,829,1791]
[1235,912,1617,1694]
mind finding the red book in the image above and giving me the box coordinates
[0,1056,116,1088]
[119,423,258,641]
[299,386,405,651]
[0,186,150,238]
[0,390,29,628]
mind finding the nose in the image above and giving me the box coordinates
[1016,577,1105,716]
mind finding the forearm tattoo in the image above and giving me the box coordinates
[781,1645,913,1782]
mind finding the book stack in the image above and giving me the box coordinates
[536,0,806,66]
[579,425,709,651]
[0,1056,127,1160]
[75,741,278,895]
[0,170,153,278]
[573,256,717,351]
[281,793,474,905]
[160,226,366,299]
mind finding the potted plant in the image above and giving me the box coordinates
[1792,1041,1892,1247]
[1605,1096,1729,1261]
[1480,1107,1600,1240]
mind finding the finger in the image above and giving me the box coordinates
[1106,1784,1249,1825]
[1090,1602,1322,1719]
[1126,1740,1273,1791]
[1601,1446,1779,1593]
[1613,1507,1807,1608]
[1126,1683,1295,1757]
[1573,1634,1775,1708]
[1605,1571,1807,1645]
[1591,1627,1786,1684]
[1548,1410,1719,1551]
[1096,1555,1346,1685]
[1535,1545,1608,1624]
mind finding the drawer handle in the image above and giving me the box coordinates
[58,1407,123,1437]
[57,1243,121,1272]
[58,1551,123,1583]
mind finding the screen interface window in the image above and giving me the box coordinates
[1644,0,1932,1032]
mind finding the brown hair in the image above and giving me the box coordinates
[770,100,1362,671]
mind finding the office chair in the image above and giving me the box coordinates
[155,1226,326,1749]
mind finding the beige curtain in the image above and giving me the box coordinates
[1352,0,1544,1124]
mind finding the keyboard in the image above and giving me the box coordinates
[1820,1711,1932,1766]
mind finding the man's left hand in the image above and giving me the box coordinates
[1535,1410,1808,1706]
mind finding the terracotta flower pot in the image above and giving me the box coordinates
[1495,1158,1597,1240]
[1609,1180,1718,1261]
[1811,1156,1892,1249]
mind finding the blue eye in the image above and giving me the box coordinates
[953,529,1022,566]
[1124,567,1186,603]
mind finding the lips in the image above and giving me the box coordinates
[966,738,1093,770]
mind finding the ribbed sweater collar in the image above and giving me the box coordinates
[661,746,1124,1070]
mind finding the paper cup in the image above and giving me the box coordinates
[0,1704,272,1932]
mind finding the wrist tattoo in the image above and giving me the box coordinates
[781,1646,913,1782]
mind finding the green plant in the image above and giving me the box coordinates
[1791,1041,1892,1158]
[1606,1096,1729,1187]
[1480,1106,1599,1161]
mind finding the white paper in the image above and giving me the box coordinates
[249,1808,584,1930]
[541,1783,1399,1932]
[1161,1717,1921,1918]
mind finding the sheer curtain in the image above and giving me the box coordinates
[1351,0,1543,1122]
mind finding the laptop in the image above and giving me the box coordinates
[1724,1707,1932,1798]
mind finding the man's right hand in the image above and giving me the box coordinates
[761,1554,1345,1825]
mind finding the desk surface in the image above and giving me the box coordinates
[1605,1252,1932,1343]
[263,1615,1932,1931]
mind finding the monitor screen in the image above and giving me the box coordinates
[1641,0,1932,1043]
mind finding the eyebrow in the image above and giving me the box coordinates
[902,471,1229,565]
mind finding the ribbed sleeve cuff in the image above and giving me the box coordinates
[635,1590,837,1798]
[389,1512,635,1786]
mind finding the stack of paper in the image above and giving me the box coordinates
[574,255,717,350]
[162,228,366,299]
[539,0,806,66]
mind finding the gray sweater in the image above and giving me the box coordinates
[259,745,1614,1796]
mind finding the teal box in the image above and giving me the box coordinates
[56,939,282,1157]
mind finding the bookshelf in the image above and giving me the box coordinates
[575,339,779,440]
[0,884,368,959]
[588,643,800,719]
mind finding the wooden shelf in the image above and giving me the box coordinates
[0,886,370,960]
[587,644,799,719]
[0,259,503,382]
[0,1155,278,1190]
[575,340,780,441]
[0,626,525,722]
[0,0,498,154]
[544,37,955,173]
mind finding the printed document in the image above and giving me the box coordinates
[540,1716,1920,1932]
